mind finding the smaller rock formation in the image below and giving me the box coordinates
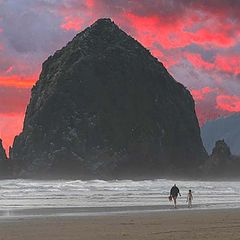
[0,139,11,177]
[211,139,231,166]
[204,139,240,178]
[201,113,240,155]
[0,139,7,161]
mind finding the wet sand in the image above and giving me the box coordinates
[0,208,240,240]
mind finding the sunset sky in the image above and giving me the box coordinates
[0,0,240,151]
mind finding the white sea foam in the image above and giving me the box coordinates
[0,179,239,210]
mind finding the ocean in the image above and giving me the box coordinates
[0,179,239,213]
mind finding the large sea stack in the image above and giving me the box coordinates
[11,18,207,178]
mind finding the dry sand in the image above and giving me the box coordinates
[0,209,240,240]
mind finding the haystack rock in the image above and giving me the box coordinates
[11,18,207,178]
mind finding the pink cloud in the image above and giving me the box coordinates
[217,95,240,112]
[61,16,84,31]
[185,52,240,76]
[185,53,214,71]
[191,87,216,101]
[215,55,240,75]
[0,74,37,88]
[0,87,30,114]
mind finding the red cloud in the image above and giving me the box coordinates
[192,23,237,47]
[86,0,94,8]
[217,95,240,112]
[185,52,240,76]
[0,87,30,114]
[185,53,214,71]
[215,55,240,75]
[124,11,239,51]
[124,12,190,49]
[0,74,37,88]
[61,16,84,31]
[123,11,239,77]
[191,87,227,125]
[191,87,216,101]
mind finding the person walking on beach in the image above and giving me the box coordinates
[170,184,181,208]
[186,189,193,208]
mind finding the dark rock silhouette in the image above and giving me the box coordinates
[204,139,240,178]
[211,139,231,164]
[10,18,207,179]
[201,113,240,155]
[0,139,11,177]
[0,139,7,161]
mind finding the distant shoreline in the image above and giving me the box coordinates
[2,176,240,181]
[1,204,240,220]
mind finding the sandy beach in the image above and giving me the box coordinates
[0,208,240,240]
